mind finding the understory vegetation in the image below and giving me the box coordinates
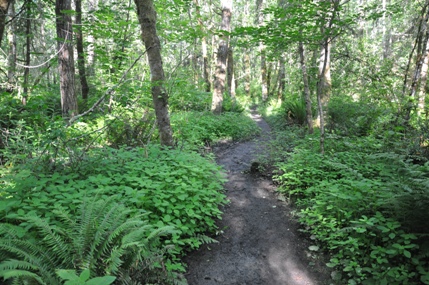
[0,89,260,284]
[261,96,429,285]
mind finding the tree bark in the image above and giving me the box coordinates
[256,0,268,101]
[6,0,15,92]
[244,49,251,97]
[134,0,174,147]
[23,1,31,104]
[299,42,313,134]
[418,49,429,115]
[211,0,232,114]
[75,0,89,100]
[278,56,286,99]
[56,0,78,118]
[227,46,234,97]
[404,0,429,122]
[87,0,98,76]
[0,0,10,47]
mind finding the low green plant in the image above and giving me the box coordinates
[272,132,429,285]
[1,145,227,264]
[56,269,116,285]
[0,197,181,284]
[172,111,260,150]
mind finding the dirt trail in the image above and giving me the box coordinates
[183,111,329,285]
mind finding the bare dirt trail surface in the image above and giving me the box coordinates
[183,110,329,285]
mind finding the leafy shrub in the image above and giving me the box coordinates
[1,145,227,260]
[167,76,211,112]
[0,197,181,284]
[273,133,429,285]
[282,98,308,126]
[222,96,245,113]
[105,106,156,147]
[172,111,260,150]
[327,96,383,136]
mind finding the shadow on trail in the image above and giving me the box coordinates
[183,111,329,285]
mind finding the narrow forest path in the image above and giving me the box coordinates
[183,110,329,285]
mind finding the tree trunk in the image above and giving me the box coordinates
[404,0,429,122]
[211,0,232,114]
[244,49,251,97]
[87,0,98,76]
[0,0,9,47]
[256,0,268,102]
[202,36,210,92]
[194,0,211,92]
[56,0,78,118]
[6,0,15,92]
[299,42,313,134]
[418,49,429,115]
[278,56,286,99]
[23,1,31,104]
[227,46,234,96]
[134,0,174,147]
[75,0,89,99]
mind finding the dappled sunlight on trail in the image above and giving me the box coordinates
[184,109,329,285]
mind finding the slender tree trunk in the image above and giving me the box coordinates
[256,0,268,101]
[0,0,10,46]
[75,0,89,99]
[194,0,211,92]
[404,0,429,122]
[87,0,98,76]
[202,36,210,92]
[244,49,251,97]
[299,42,313,134]
[211,0,232,114]
[317,43,328,155]
[6,0,15,92]
[56,0,78,118]
[227,46,234,96]
[134,0,174,147]
[418,50,429,115]
[23,2,31,104]
[278,56,286,99]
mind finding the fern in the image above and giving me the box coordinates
[0,197,177,284]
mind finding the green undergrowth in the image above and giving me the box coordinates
[0,145,227,284]
[171,111,261,151]
[272,132,429,285]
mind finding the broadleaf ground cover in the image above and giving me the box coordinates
[261,100,429,285]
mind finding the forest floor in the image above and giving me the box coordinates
[183,110,331,285]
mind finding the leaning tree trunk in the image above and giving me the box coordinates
[134,0,174,147]
[211,0,232,114]
[56,0,78,118]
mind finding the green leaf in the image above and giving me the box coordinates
[86,276,116,285]
[403,250,411,258]
[79,269,90,282]
[56,269,79,281]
